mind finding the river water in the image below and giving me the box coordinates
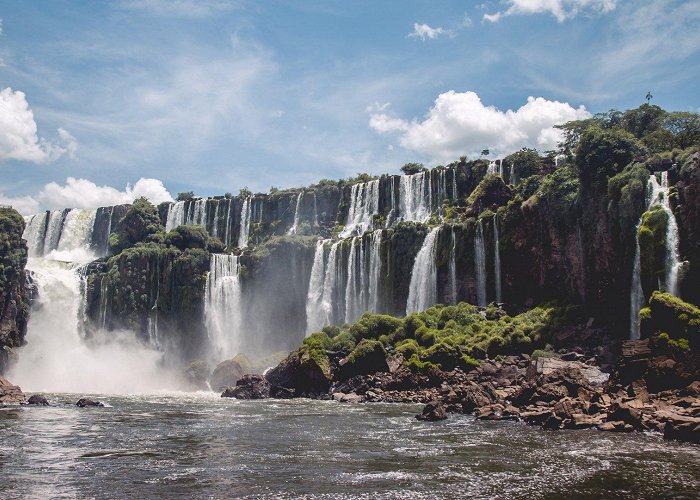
[1,394,698,499]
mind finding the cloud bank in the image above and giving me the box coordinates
[369,90,590,160]
[0,178,173,215]
[409,23,447,40]
[484,0,617,23]
[0,88,77,164]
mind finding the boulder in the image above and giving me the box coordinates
[265,350,331,395]
[662,413,700,444]
[606,402,643,430]
[416,401,447,421]
[183,359,211,390]
[76,398,104,408]
[527,357,609,387]
[460,383,493,413]
[0,377,25,405]
[209,359,247,392]
[221,374,270,399]
[270,386,295,399]
[333,392,364,403]
[336,340,389,381]
[27,394,49,406]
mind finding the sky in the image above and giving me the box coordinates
[1,0,699,214]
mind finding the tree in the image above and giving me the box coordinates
[400,163,426,175]
[646,91,653,103]
[176,191,195,202]
[108,197,164,254]
[621,104,667,139]
[574,127,645,185]
[663,111,700,149]
[481,149,490,156]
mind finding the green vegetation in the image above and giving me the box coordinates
[292,302,575,374]
[108,197,165,254]
[0,208,27,295]
[503,148,541,181]
[640,292,700,348]
[176,191,195,201]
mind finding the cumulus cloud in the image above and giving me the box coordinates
[0,87,77,164]
[1,178,174,215]
[408,23,447,40]
[369,90,590,160]
[484,0,617,23]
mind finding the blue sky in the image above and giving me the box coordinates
[1,0,699,213]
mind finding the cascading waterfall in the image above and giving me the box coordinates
[341,180,379,237]
[319,241,342,327]
[205,254,243,361]
[305,240,328,334]
[399,170,432,223]
[24,212,49,257]
[629,171,682,339]
[449,226,457,305]
[344,237,361,323]
[451,168,458,201]
[288,192,304,235]
[493,215,502,303]
[386,176,398,228]
[238,197,252,248]
[224,199,234,247]
[368,230,382,313]
[406,227,440,314]
[12,209,172,393]
[474,219,487,307]
[165,201,186,231]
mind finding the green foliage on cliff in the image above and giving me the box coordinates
[300,302,572,373]
[640,291,699,348]
[0,208,27,294]
[638,206,669,288]
[575,127,645,186]
[503,148,541,180]
[109,197,164,254]
[607,163,650,224]
[165,225,208,250]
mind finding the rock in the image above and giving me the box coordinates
[183,359,211,390]
[460,383,493,413]
[598,421,634,433]
[76,398,104,408]
[221,374,270,399]
[527,357,609,387]
[334,392,363,403]
[607,402,643,430]
[27,394,49,406]
[416,401,447,421]
[662,413,700,444]
[266,350,331,395]
[569,413,604,429]
[209,358,247,392]
[336,340,389,381]
[542,414,563,430]
[0,376,25,405]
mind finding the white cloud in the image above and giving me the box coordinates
[484,0,617,23]
[408,23,447,40]
[369,91,590,160]
[1,178,174,215]
[117,0,236,18]
[36,177,174,211]
[0,87,76,164]
[0,193,41,215]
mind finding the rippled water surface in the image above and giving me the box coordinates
[1,393,698,499]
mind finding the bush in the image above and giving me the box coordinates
[575,127,645,185]
[165,225,209,251]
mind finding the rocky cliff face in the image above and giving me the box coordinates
[0,208,30,373]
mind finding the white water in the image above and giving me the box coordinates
[386,176,398,228]
[288,192,304,235]
[368,230,382,313]
[224,199,234,247]
[400,171,432,223]
[165,201,186,231]
[344,237,361,323]
[629,172,682,339]
[238,198,252,248]
[341,180,379,238]
[305,240,328,334]
[205,254,243,362]
[493,215,502,303]
[474,220,487,307]
[13,214,175,393]
[449,226,457,305]
[406,227,440,314]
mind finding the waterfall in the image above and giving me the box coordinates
[474,220,487,307]
[211,201,221,239]
[399,171,432,222]
[53,209,97,262]
[205,254,243,361]
[386,176,398,228]
[24,212,48,257]
[312,192,319,228]
[288,192,304,235]
[344,237,360,323]
[368,230,382,313]
[305,240,328,334]
[629,171,682,338]
[449,226,457,305]
[319,241,342,327]
[341,180,379,238]
[224,199,234,247]
[451,168,458,201]
[165,201,186,231]
[493,215,502,303]
[191,199,207,226]
[488,161,498,176]
[406,227,440,314]
[44,210,68,254]
[238,197,252,248]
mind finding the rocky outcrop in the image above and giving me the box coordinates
[0,208,29,374]
[221,374,270,399]
[416,401,448,421]
[76,398,104,408]
[27,394,49,405]
[0,376,25,405]
[265,349,331,396]
[210,358,248,392]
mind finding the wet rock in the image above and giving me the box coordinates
[607,402,644,430]
[76,398,104,408]
[416,401,447,421]
[183,359,211,390]
[333,392,364,403]
[662,413,700,444]
[270,386,295,399]
[336,340,389,381]
[460,383,493,413]
[0,377,25,405]
[598,421,634,433]
[210,358,247,392]
[266,350,331,395]
[27,394,49,406]
[221,374,270,399]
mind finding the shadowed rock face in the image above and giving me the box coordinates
[0,376,25,405]
[0,208,29,374]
